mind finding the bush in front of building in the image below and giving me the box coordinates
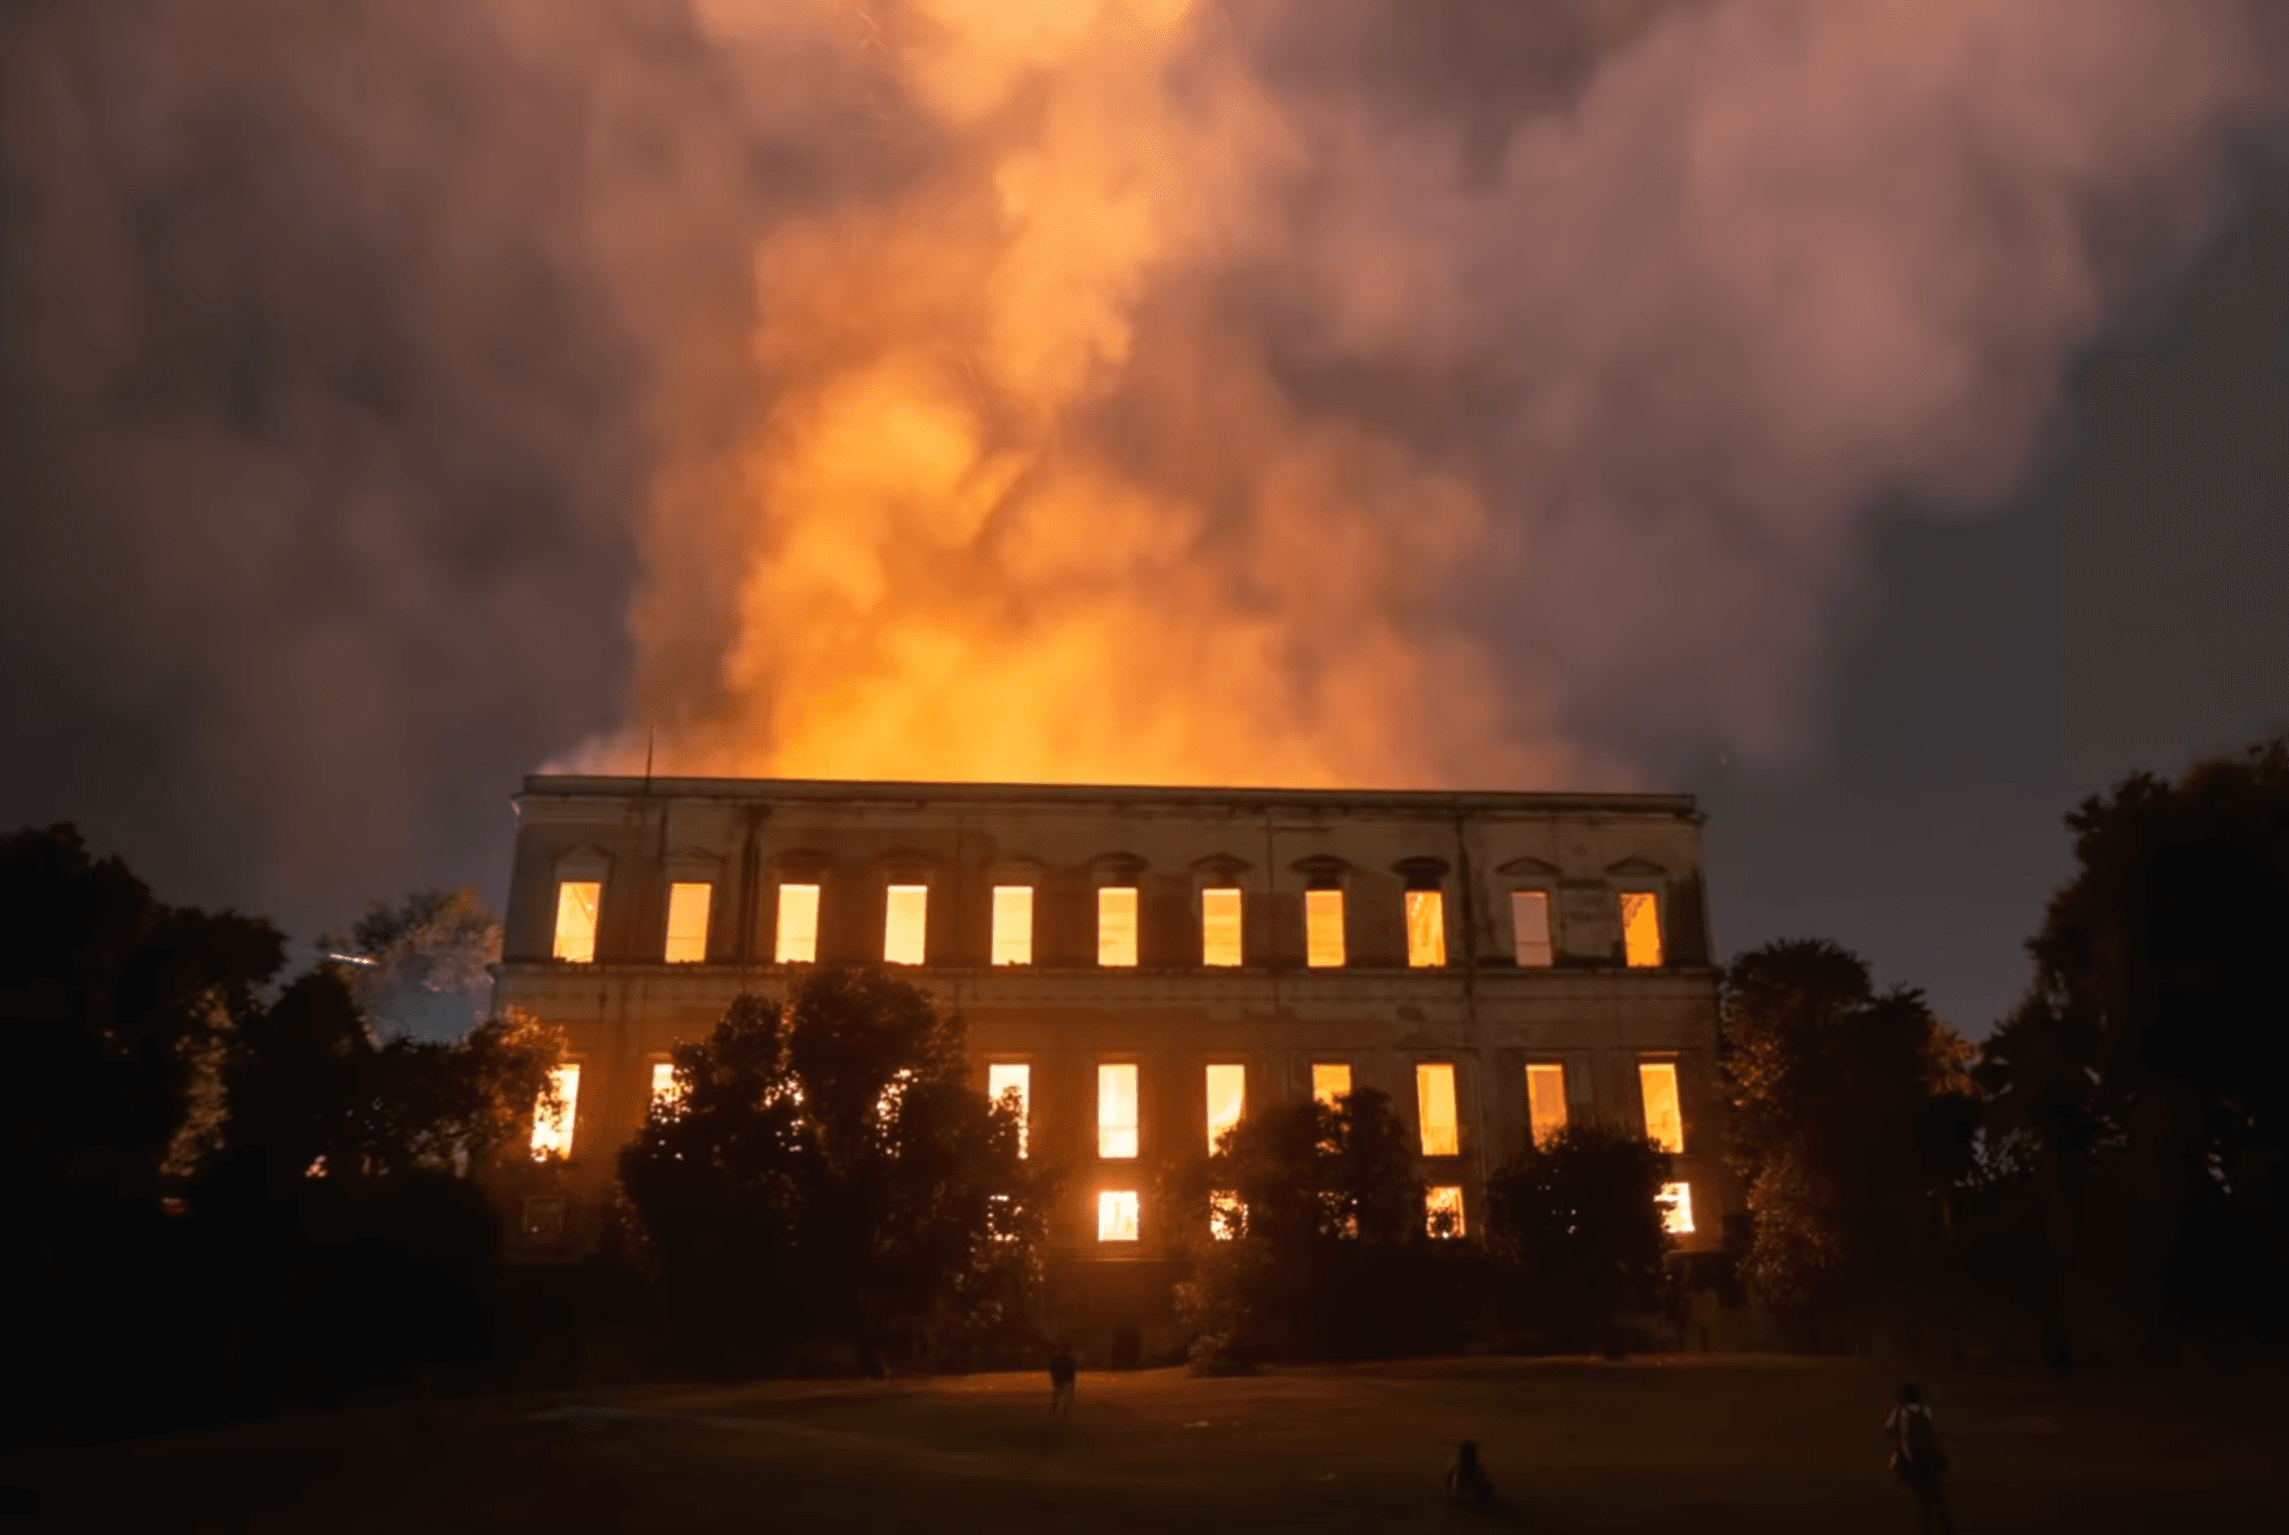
[1483,1123,1673,1356]
[616,969,1053,1375]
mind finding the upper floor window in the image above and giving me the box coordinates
[1526,1062,1568,1148]
[1639,1060,1685,1153]
[988,1062,1030,1157]
[1098,887,1139,967]
[1416,1062,1459,1157]
[1305,889,1347,969]
[1205,1063,1245,1154]
[1200,887,1243,966]
[553,881,602,964]
[774,883,820,965]
[1619,890,1664,968]
[884,884,928,965]
[991,885,1034,966]
[531,1063,580,1159]
[1098,1063,1140,1159]
[664,882,712,963]
[1511,891,1553,967]
[1404,890,1447,967]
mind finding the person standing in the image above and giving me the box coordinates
[1884,1383,1955,1534]
[1048,1346,1078,1417]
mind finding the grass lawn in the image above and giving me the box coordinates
[10,1354,2286,1532]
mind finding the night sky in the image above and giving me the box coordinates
[5,3,2285,1041]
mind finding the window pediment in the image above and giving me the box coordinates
[1496,855,1563,878]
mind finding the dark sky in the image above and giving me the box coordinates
[4,3,2285,1040]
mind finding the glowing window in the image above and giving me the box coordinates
[1660,1181,1696,1236]
[1305,889,1346,968]
[553,881,601,964]
[1426,1185,1466,1238]
[1620,891,1664,968]
[1526,1063,1568,1148]
[1512,891,1552,967]
[531,1063,580,1159]
[884,884,928,965]
[988,1062,1030,1157]
[774,883,820,964]
[1098,886,1139,967]
[649,1060,681,1114]
[1098,1189,1140,1242]
[991,885,1033,966]
[664,882,711,963]
[1639,1061,1685,1153]
[1201,887,1243,967]
[1210,1190,1244,1240]
[1205,1063,1245,1154]
[1098,1063,1139,1159]
[1416,1062,1459,1157]
[1311,1062,1352,1110]
[1405,890,1446,967]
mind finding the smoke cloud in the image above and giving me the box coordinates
[3,1,2281,935]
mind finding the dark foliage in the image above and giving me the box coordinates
[1972,740,2289,1354]
[1169,1089,1486,1363]
[1484,1122,1673,1353]
[616,969,1052,1372]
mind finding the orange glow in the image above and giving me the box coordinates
[1659,1181,1696,1236]
[1311,1062,1352,1109]
[664,882,711,963]
[1098,1062,1139,1159]
[884,884,928,965]
[1201,888,1242,967]
[1205,1063,1244,1154]
[552,881,600,964]
[1405,890,1446,967]
[650,1060,682,1114]
[1526,1062,1568,1148]
[1097,886,1138,967]
[1512,891,1553,967]
[1426,1185,1465,1238]
[531,1064,580,1159]
[991,885,1034,965]
[1620,891,1664,968]
[1098,1189,1140,1243]
[1210,1189,1244,1240]
[1639,1060,1685,1153]
[774,883,819,965]
[1416,1062,1458,1157]
[988,1062,1030,1156]
[1305,889,1346,969]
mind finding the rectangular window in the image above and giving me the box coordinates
[1512,890,1553,967]
[1098,1063,1139,1159]
[1660,1181,1696,1236]
[1426,1185,1466,1238]
[649,1060,681,1113]
[553,881,601,964]
[1210,1190,1244,1241]
[521,1195,567,1240]
[988,1062,1030,1157]
[1311,1062,1353,1109]
[1305,888,1346,968]
[1526,1063,1568,1148]
[1205,1063,1245,1154]
[1639,1060,1686,1153]
[990,885,1034,966]
[1098,1189,1140,1243]
[1201,887,1243,967]
[1416,1062,1459,1157]
[1098,886,1139,967]
[1405,889,1447,967]
[664,882,712,963]
[884,884,928,965]
[774,883,820,964]
[1620,890,1664,968]
[531,1063,580,1159]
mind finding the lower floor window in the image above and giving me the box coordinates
[1659,1180,1695,1236]
[522,1195,567,1239]
[1426,1185,1466,1238]
[1098,1189,1141,1242]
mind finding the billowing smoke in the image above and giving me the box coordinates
[3,1,2281,935]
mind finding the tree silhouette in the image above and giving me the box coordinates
[1485,1123,1672,1354]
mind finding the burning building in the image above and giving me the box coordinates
[495,773,1729,1339]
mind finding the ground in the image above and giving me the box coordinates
[10,1355,2288,1532]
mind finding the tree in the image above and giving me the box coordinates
[616,969,1047,1372]
[1484,1123,1673,1354]
[1720,940,1975,1324]
[320,885,502,1040]
[1976,740,2289,1350]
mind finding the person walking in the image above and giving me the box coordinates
[1445,1440,1494,1507]
[1047,1346,1078,1417]
[1884,1383,1954,1534]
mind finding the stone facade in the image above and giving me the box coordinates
[493,775,1731,1312]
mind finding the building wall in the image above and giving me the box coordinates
[493,776,1731,1267]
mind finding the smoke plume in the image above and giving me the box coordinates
[2,1,2281,936]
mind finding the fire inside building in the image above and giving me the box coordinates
[494,775,1731,1350]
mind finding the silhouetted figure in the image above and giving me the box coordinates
[1047,1347,1078,1417]
[1884,1383,1954,1534]
[1446,1440,1494,1507]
